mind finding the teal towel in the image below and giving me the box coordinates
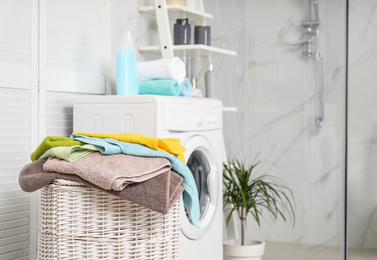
[71,134,201,229]
[139,79,180,96]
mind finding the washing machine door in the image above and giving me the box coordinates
[181,135,219,240]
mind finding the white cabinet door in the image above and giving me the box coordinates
[0,0,38,259]
[0,0,109,259]
[39,0,108,139]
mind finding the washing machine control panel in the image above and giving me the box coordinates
[164,100,223,131]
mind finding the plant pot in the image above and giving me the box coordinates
[223,239,265,260]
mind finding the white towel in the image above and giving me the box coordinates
[137,57,186,84]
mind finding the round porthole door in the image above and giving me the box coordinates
[180,135,219,240]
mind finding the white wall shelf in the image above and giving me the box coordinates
[138,0,236,59]
[139,0,237,102]
[223,107,238,112]
[139,44,237,57]
[139,4,213,20]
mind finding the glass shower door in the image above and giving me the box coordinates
[211,0,347,259]
[347,0,377,259]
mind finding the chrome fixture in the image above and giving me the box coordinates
[301,0,324,131]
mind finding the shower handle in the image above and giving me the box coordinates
[315,53,324,131]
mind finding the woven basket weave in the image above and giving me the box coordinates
[38,179,180,260]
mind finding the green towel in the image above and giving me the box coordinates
[139,79,180,96]
[31,136,85,161]
[38,144,99,162]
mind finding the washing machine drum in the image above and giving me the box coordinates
[180,136,219,240]
[187,150,210,220]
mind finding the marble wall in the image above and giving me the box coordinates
[111,0,377,251]
[348,0,377,250]
[204,0,347,247]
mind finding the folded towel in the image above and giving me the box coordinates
[19,159,183,214]
[31,136,85,161]
[38,144,98,162]
[43,152,172,191]
[137,57,186,84]
[71,132,186,162]
[139,79,180,96]
[179,77,193,97]
[71,135,200,228]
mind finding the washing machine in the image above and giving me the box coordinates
[71,95,223,260]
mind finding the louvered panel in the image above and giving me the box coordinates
[13,256,28,260]
[0,234,28,249]
[0,219,28,231]
[0,227,28,240]
[0,197,29,208]
[0,104,30,113]
[0,128,30,137]
[45,92,74,137]
[0,120,30,128]
[46,0,105,74]
[0,248,28,260]
[0,159,30,168]
[0,182,24,191]
[0,242,28,256]
[0,211,28,224]
[0,175,20,183]
[0,86,32,259]
[0,136,29,144]
[0,93,30,103]
[0,90,30,126]
[0,192,29,211]
[46,113,73,122]
[45,91,103,136]
[0,0,31,66]
[0,204,28,215]
[0,167,22,176]
[0,144,29,152]
[0,113,30,121]
[46,126,73,137]
[0,89,30,99]
[0,151,30,159]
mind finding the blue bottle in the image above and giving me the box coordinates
[117,31,139,95]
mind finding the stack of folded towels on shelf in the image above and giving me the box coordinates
[18,132,200,228]
[137,57,193,97]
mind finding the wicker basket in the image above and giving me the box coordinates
[38,179,180,260]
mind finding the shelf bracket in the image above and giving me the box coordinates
[153,0,174,59]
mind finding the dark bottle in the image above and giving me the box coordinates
[174,18,191,45]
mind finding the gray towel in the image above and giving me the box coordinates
[19,159,183,214]
[43,152,172,191]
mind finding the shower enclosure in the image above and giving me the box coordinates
[205,0,376,259]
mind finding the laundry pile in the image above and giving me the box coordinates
[19,133,200,228]
[137,57,193,97]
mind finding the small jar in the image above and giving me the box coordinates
[174,18,191,45]
[194,25,211,45]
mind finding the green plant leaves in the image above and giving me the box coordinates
[223,159,296,239]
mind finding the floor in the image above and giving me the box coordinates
[262,241,377,260]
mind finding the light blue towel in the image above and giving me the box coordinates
[71,134,200,228]
[179,78,193,97]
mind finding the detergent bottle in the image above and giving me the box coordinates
[117,31,139,95]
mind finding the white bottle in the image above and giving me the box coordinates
[205,63,215,98]
[116,31,139,95]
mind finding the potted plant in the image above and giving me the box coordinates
[223,159,295,260]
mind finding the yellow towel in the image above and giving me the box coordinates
[72,132,186,162]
